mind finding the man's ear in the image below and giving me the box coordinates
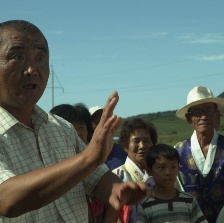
[185,113,192,124]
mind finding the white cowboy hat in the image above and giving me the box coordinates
[89,106,103,116]
[176,86,224,119]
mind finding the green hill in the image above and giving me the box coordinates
[116,92,224,146]
[116,110,224,146]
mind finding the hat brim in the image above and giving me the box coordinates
[92,109,103,117]
[176,97,224,119]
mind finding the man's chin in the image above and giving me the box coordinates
[197,126,213,134]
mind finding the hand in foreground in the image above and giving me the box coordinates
[87,91,122,164]
[109,181,149,211]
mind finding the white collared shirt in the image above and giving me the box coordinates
[0,105,108,223]
[191,129,218,177]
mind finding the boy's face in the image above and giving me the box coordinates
[149,157,179,189]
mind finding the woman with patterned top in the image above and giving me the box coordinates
[113,118,157,223]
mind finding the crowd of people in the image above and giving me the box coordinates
[0,19,224,223]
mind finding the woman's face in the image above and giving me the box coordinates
[72,121,88,144]
[125,129,153,170]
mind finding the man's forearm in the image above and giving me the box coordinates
[0,149,100,217]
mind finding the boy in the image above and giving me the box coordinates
[137,144,208,223]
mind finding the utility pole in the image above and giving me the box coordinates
[51,65,55,108]
[49,65,64,109]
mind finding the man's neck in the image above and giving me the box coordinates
[4,106,34,128]
[196,131,213,148]
[196,130,214,157]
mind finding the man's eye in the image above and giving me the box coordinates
[192,111,201,116]
[13,55,24,61]
[37,55,44,61]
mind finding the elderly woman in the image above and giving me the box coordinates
[113,118,158,223]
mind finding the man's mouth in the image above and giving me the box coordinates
[23,84,37,89]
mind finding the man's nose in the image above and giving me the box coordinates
[23,66,38,76]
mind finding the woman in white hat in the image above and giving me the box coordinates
[175,86,224,223]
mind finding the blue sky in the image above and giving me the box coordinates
[1,1,224,118]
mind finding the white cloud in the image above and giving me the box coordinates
[189,54,224,61]
[178,33,224,44]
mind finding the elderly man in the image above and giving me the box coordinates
[175,86,224,223]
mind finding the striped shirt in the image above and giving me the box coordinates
[0,105,108,223]
[137,190,208,223]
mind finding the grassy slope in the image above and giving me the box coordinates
[116,110,224,146]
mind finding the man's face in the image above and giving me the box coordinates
[185,102,220,134]
[0,28,49,112]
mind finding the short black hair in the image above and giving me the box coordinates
[118,118,158,149]
[146,143,180,169]
[50,103,93,142]
[0,20,48,49]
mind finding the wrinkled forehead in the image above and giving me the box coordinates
[0,27,48,51]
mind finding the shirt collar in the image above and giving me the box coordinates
[126,157,149,182]
[191,129,218,176]
[0,105,48,134]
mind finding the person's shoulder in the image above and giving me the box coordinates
[112,163,126,173]
[47,112,78,136]
[178,190,195,199]
[139,195,154,208]
[48,112,73,128]
[218,134,224,140]
[174,139,189,150]
[112,143,124,151]
[111,143,127,157]
[112,164,128,180]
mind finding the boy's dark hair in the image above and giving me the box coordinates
[146,144,180,169]
[50,103,93,142]
[118,118,158,149]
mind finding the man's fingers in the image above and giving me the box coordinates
[111,117,122,135]
[135,181,150,192]
[109,181,149,211]
[100,92,119,125]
